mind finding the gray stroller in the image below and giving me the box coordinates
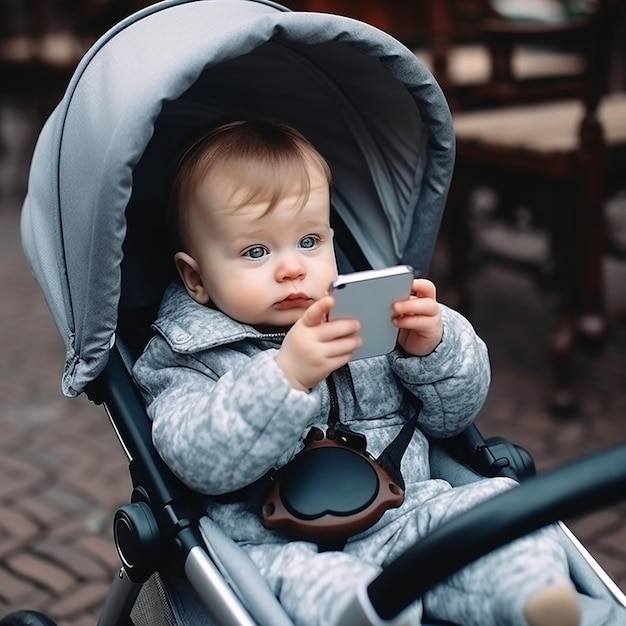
[5,0,626,624]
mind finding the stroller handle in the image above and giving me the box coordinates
[367,442,626,620]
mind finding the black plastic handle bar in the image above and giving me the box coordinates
[368,442,626,620]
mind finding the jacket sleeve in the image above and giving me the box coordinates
[389,305,491,438]
[133,341,321,495]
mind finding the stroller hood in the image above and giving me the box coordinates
[21,0,455,397]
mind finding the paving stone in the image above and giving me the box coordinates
[47,518,100,542]
[0,509,41,558]
[0,454,49,500]
[67,614,100,626]
[566,509,625,543]
[6,553,76,594]
[0,589,53,620]
[75,536,121,573]
[0,565,37,604]
[32,540,110,580]
[37,488,93,517]
[583,549,626,587]
[45,582,111,620]
[14,495,70,528]
[597,524,626,557]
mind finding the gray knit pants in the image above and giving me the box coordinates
[243,476,572,626]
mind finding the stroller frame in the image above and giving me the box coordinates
[95,344,260,626]
[8,0,626,624]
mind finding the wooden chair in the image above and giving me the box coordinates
[415,0,595,112]
[439,0,626,412]
[286,1,590,113]
[281,0,429,46]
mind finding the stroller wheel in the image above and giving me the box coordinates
[0,611,58,626]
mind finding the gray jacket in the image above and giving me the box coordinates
[133,282,491,540]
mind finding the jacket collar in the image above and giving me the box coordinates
[152,282,284,353]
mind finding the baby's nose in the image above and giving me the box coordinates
[276,255,306,281]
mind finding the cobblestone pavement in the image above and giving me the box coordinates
[0,205,128,626]
[1,108,626,625]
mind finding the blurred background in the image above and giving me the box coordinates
[1,1,625,624]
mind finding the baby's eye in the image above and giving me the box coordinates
[242,245,268,259]
[299,235,319,250]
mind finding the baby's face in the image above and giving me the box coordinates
[182,165,337,329]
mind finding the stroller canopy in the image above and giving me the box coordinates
[21,0,455,397]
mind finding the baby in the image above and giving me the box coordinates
[133,118,580,626]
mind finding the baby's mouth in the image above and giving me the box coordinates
[274,293,313,309]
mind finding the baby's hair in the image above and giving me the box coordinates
[169,118,331,251]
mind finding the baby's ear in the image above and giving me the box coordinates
[174,252,210,305]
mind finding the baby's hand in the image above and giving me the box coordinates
[275,296,361,391]
[392,279,443,357]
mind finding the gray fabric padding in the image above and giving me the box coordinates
[199,516,294,626]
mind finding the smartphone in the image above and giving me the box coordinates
[328,265,414,360]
